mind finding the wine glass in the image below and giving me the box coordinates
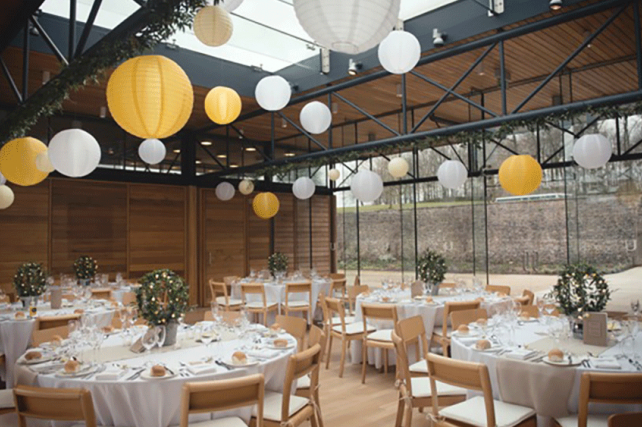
[142,327,157,354]
[631,299,640,317]
[199,324,215,349]
[155,325,166,348]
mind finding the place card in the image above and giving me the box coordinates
[583,312,608,347]
[410,281,424,298]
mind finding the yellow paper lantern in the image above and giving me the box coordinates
[205,87,242,125]
[0,137,48,186]
[194,6,233,47]
[253,192,280,219]
[106,55,193,139]
[498,155,542,196]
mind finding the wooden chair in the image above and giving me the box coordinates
[608,412,642,427]
[13,385,98,427]
[360,303,398,383]
[283,282,312,324]
[426,354,537,427]
[347,285,369,316]
[519,305,540,318]
[0,295,10,304]
[432,300,481,356]
[252,344,322,427]
[485,284,511,296]
[223,276,240,285]
[31,325,69,347]
[0,369,13,415]
[450,308,488,330]
[522,289,535,305]
[90,288,112,300]
[392,332,466,427]
[328,273,345,281]
[34,314,81,331]
[121,291,137,306]
[353,276,361,287]
[180,374,264,427]
[396,316,430,377]
[328,278,347,302]
[241,283,278,326]
[324,296,374,378]
[319,292,355,327]
[513,296,530,306]
[296,325,327,427]
[554,372,642,427]
[209,280,242,311]
[203,310,244,326]
[274,315,307,352]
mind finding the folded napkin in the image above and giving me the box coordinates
[186,363,218,375]
[246,349,280,360]
[592,358,621,370]
[95,367,128,381]
[505,348,537,360]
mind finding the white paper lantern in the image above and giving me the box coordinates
[294,0,400,54]
[0,171,5,185]
[573,134,612,169]
[437,160,468,189]
[48,129,101,178]
[300,101,332,134]
[388,157,409,178]
[292,177,316,200]
[222,0,243,12]
[0,185,14,209]
[138,139,166,165]
[216,182,235,201]
[351,170,383,203]
[378,30,420,74]
[328,168,340,181]
[193,6,233,47]
[255,76,291,111]
[35,150,55,173]
[239,179,254,195]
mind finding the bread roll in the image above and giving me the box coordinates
[476,318,487,326]
[519,312,531,321]
[425,296,434,303]
[14,311,26,319]
[102,326,114,334]
[150,365,166,377]
[381,296,391,302]
[232,351,247,365]
[548,348,564,362]
[25,351,42,361]
[475,339,491,350]
[270,323,281,331]
[273,338,289,348]
[74,309,84,315]
[64,359,80,373]
[457,324,470,334]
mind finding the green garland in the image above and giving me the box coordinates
[551,263,611,316]
[73,255,98,280]
[13,262,48,297]
[135,269,189,325]
[268,252,288,275]
[417,249,447,284]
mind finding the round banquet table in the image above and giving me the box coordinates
[0,301,114,386]
[451,318,642,427]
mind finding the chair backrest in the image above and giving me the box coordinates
[14,385,97,427]
[324,296,347,333]
[391,332,414,396]
[513,296,530,306]
[281,344,321,422]
[329,278,347,299]
[427,353,496,427]
[180,374,265,427]
[285,282,312,309]
[241,283,267,307]
[35,314,81,331]
[396,315,430,358]
[522,289,534,305]
[361,304,398,334]
[485,284,511,295]
[608,412,642,427]
[328,273,345,280]
[347,285,369,315]
[450,308,488,330]
[209,280,229,305]
[578,373,642,427]
[223,276,239,285]
[442,301,481,336]
[121,291,136,306]
[275,315,307,351]
[31,325,69,347]
[519,305,540,318]
[353,276,361,286]
[308,324,327,356]
[90,288,112,300]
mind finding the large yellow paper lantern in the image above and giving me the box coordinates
[106,55,193,139]
[205,87,242,125]
[0,137,48,186]
[498,155,542,196]
[253,192,280,219]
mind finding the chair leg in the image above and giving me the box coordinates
[339,338,347,378]
[310,405,319,427]
[326,335,333,369]
[384,349,389,375]
[361,339,367,384]
[403,401,413,427]
[314,387,324,427]
[395,392,405,427]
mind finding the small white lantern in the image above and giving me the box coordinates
[292,177,316,200]
[437,160,468,189]
[48,129,101,178]
[239,179,254,195]
[138,139,166,165]
[388,157,409,178]
[300,101,332,134]
[193,6,233,47]
[572,134,612,169]
[0,171,5,185]
[255,76,291,111]
[0,185,14,209]
[221,0,243,12]
[351,170,383,203]
[35,150,55,173]
[216,182,235,201]
[378,30,421,74]
[328,168,340,181]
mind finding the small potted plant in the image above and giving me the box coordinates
[14,262,48,307]
[73,255,97,286]
[268,252,288,280]
[417,249,447,295]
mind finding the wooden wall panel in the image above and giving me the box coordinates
[128,184,187,279]
[51,180,127,276]
[295,199,312,272]
[311,196,332,275]
[274,194,296,272]
[247,198,271,272]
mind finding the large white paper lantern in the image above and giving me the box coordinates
[193,6,233,47]
[216,182,235,201]
[378,30,420,74]
[0,185,14,209]
[351,170,383,203]
[239,179,254,195]
[255,76,291,111]
[294,0,400,54]
[437,160,468,189]
[222,0,243,12]
[300,101,332,134]
[0,172,5,185]
[292,177,316,200]
[35,150,55,173]
[573,134,612,169]
[328,168,340,181]
[138,139,166,165]
[388,157,409,178]
[48,129,101,178]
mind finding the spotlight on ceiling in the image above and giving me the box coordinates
[230,163,239,168]
[331,102,339,114]
[201,141,212,146]
[281,117,287,128]
[284,152,296,157]
[549,0,562,11]
[195,159,202,164]
[245,147,257,152]
[173,149,181,154]
[216,153,227,159]
[348,58,362,76]
[432,28,446,47]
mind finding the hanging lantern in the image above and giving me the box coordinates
[388,157,409,178]
[299,101,332,134]
[205,86,242,125]
[378,30,421,74]
[193,6,233,47]
[106,55,193,139]
[573,134,612,169]
[351,170,383,203]
[328,168,340,181]
[48,129,102,178]
[294,0,400,54]
[0,171,5,185]
[239,179,254,195]
[215,182,235,201]
[138,139,166,165]
[0,137,48,186]
[292,177,316,200]
[255,76,291,111]
[222,0,244,12]
[0,185,14,209]
[35,150,55,173]
[253,192,280,219]
[498,155,542,196]
[437,160,468,189]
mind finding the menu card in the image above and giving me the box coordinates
[583,312,608,347]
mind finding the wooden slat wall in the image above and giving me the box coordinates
[247,198,271,272]
[274,194,296,272]
[295,199,312,272]
[311,196,332,275]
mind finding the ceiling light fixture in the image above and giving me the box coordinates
[432,28,446,47]
[216,153,227,159]
[281,117,287,128]
[42,70,50,85]
[201,141,212,146]
[245,147,257,152]
[348,58,362,76]
[583,30,593,48]
[396,83,402,98]
[99,106,107,118]
[549,0,562,11]
[331,103,339,114]
[230,163,239,168]
[285,152,296,157]
[195,159,202,164]
[173,149,181,154]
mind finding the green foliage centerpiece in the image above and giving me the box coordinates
[551,263,611,317]
[417,249,447,295]
[14,262,47,306]
[268,252,288,277]
[73,255,97,285]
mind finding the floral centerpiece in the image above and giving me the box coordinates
[268,252,288,277]
[551,263,610,316]
[14,262,48,306]
[73,255,97,284]
[417,249,447,295]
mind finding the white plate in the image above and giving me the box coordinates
[140,369,177,380]
[266,340,296,350]
[543,356,581,366]
[224,357,259,368]
[20,353,56,365]
[519,317,538,323]
[472,343,502,352]
[453,330,480,338]
[55,364,98,378]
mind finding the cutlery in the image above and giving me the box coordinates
[215,359,230,370]
[126,368,145,381]
[530,354,546,363]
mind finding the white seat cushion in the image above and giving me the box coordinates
[332,322,376,335]
[432,327,452,337]
[285,301,309,308]
[366,329,394,342]
[253,391,309,422]
[555,415,609,427]
[215,296,242,306]
[410,377,467,398]
[188,417,249,427]
[409,360,428,374]
[331,316,355,325]
[439,395,535,427]
[245,301,278,309]
[296,374,311,389]
[0,390,14,409]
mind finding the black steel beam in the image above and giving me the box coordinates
[333,93,400,136]
[636,1,642,89]
[22,22,29,101]
[0,0,45,55]
[276,112,327,151]
[0,58,22,103]
[75,0,103,57]
[69,0,77,61]
[29,17,69,66]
